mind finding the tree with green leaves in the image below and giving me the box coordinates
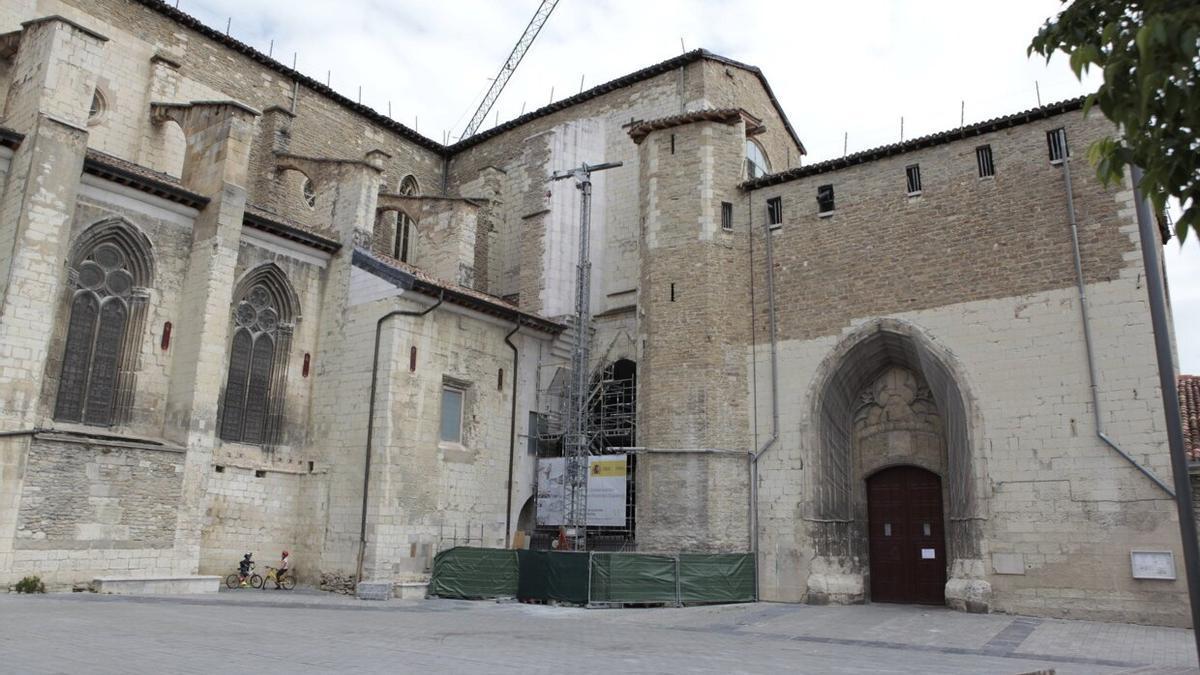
[1030,1,1199,242]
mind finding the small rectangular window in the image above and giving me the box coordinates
[905,164,922,195]
[721,201,733,231]
[767,197,783,227]
[816,185,835,214]
[1047,128,1068,163]
[528,412,542,456]
[976,145,995,178]
[440,387,464,443]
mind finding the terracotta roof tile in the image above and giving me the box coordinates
[1181,375,1200,462]
[83,149,208,208]
[352,247,563,334]
[742,97,1087,190]
[628,108,763,144]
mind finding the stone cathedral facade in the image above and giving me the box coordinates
[0,0,1189,626]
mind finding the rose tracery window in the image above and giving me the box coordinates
[55,223,153,427]
[219,269,297,445]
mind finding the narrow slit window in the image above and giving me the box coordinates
[394,212,415,263]
[905,164,922,195]
[766,197,783,227]
[1047,128,1068,163]
[976,145,995,178]
[721,201,733,231]
[816,185,834,214]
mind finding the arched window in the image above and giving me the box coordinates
[219,265,299,445]
[395,212,415,263]
[55,220,154,426]
[745,139,771,179]
[398,175,419,196]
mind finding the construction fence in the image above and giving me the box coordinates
[429,547,755,606]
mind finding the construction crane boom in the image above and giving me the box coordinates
[459,0,560,141]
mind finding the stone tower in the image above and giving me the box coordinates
[630,109,759,552]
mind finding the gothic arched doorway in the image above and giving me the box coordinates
[803,319,990,612]
[867,465,946,605]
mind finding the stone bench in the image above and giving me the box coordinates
[92,575,221,595]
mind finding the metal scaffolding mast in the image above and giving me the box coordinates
[550,161,621,551]
[459,0,560,141]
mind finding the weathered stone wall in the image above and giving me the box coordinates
[749,108,1186,625]
[5,0,443,235]
[199,464,328,585]
[312,264,551,583]
[635,116,755,552]
[39,186,198,438]
[699,60,801,174]
[10,436,184,587]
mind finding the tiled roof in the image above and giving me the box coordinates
[83,149,208,208]
[242,204,340,253]
[628,108,763,144]
[1181,375,1200,462]
[352,247,563,334]
[130,2,806,157]
[448,49,805,155]
[742,97,1087,190]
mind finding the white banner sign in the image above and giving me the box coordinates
[586,455,627,527]
[534,455,627,527]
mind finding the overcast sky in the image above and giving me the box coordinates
[182,0,1199,372]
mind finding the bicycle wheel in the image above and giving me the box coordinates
[250,574,263,589]
[280,575,295,591]
[225,574,240,589]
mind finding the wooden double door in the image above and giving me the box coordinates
[866,465,946,605]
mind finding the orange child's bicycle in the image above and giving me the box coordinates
[261,566,296,590]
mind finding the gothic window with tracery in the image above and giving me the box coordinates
[55,222,154,426]
[219,268,297,445]
[395,175,418,263]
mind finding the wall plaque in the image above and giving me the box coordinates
[1130,550,1176,580]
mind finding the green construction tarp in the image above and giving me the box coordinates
[678,553,755,604]
[429,547,518,599]
[590,553,678,604]
[432,547,755,605]
[516,550,590,604]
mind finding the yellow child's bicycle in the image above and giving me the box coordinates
[261,566,295,590]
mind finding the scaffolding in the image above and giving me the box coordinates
[534,161,627,552]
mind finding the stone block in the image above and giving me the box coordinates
[91,575,220,595]
[356,581,392,601]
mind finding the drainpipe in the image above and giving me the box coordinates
[356,290,444,583]
[1131,164,1200,659]
[503,324,520,548]
[1058,130,1173,497]
[747,186,780,601]
[0,429,40,438]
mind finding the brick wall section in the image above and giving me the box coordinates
[11,437,183,587]
[747,109,1131,343]
[700,60,801,173]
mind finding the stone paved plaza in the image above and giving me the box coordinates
[1,591,1197,674]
